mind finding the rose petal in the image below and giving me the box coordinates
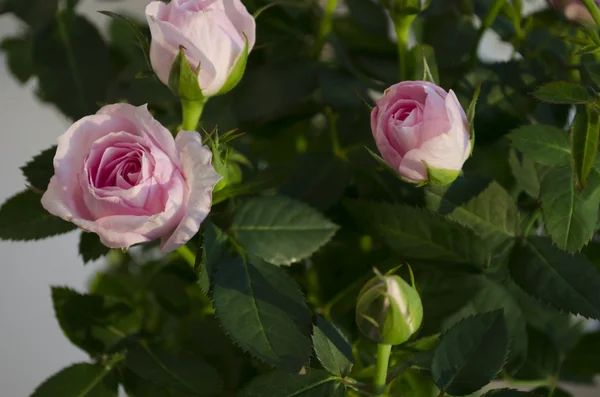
[160,130,221,252]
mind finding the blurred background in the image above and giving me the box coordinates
[0,0,597,396]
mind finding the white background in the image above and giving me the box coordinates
[0,0,596,396]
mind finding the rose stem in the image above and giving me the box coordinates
[394,14,415,81]
[312,0,338,59]
[373,343,392,396]
[180,98,207,132]
[582,0,600,29]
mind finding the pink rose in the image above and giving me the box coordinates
[548,0,600,24]
[371,81,470,185]
[41,104,221,251]
[146,0,256,97]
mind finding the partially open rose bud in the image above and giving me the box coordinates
[548,0,600,24]
[146,0,256,97]
[371,81,471,186]
[356,273,423,346]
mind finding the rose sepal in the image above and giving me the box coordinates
[214,34,250,97]
[366,147,420,185]
[423,162,461,186]
[168,47,205,102]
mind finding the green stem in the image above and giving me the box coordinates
[312,0,338,59]
[394,14,415,81]
[176,245,196,268]
[472,0,507,64]
[373,343,392,396]
[522,209,541,237]
[180,98,207,132]
[570,30,584,82]
[582,0,600,29]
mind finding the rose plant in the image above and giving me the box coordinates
[2,0,600,396]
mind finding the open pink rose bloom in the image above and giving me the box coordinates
[370,81,471,184]
[41,104,221,251]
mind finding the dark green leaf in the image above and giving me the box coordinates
[510,237,600,320]
[425,178,519,250]
[279,154,351,210]
[508,150,547,198]
[52,287,137,355]
[561,331,600,382]
[346,201,490,267]
[20,146,56,191]
[312,316,353,377]
[481,389,536,396]
[507,124,570,166]
[531,387,572,397]
[33,11,110,120]
[122,371,191,397]
[231,196,339,266]
[126,345,222,396]
[98,11,151,69]
[0,190,76,241]
[540,166,600,252]
[431,311,509,396]
[1,35,34,83]
[238,370,345,397]
[79,232,110,264]
[0,0,59,29]
[532,82,594,105]
[572,105,600,188]
[168,48,204,101]
[387,368,438,397]
[30,363,118,397]
[197,222,229,294]
[212,256,312,371]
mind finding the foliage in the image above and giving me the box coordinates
[3,0,600,396]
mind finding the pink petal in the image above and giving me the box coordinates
[161,131,221,252]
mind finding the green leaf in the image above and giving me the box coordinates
[507,124,570,166]
[125,344,222,396]
[212,256,312,371]
[572,105,600,188]
[508,150,547,198]
[33,11,110,120]
[197,221,229,294]
[1,35,34,83]
[0,0,59,29]
[122,371,190,397]
[279,154,351,210]
[238,370,345,397]
[0,190,76,241]
[20,145,56,191]
[98,11,150,69]
[52,287,137,355]
[531,387,572,397]
[168,47,204,101]
[509,237,600,320]
[231,196,339,266]
[312,316,353,377]
[215,35,249,96]
[561,331,600,381]
[425,178,519,250]
[345,201,490,267]
[532,82,594,105]
[30,363,118,397]
[481,390,535,396]
[540,166,600,252]
[79,232,110,264]
[431,311,509,396]
[387,368,438,397]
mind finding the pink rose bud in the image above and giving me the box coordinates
[548,0,600,24]
[41,104,221,252]
[146,0,256,97]
[370,81,471,186]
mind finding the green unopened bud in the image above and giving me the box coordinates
[356,273,423,345]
